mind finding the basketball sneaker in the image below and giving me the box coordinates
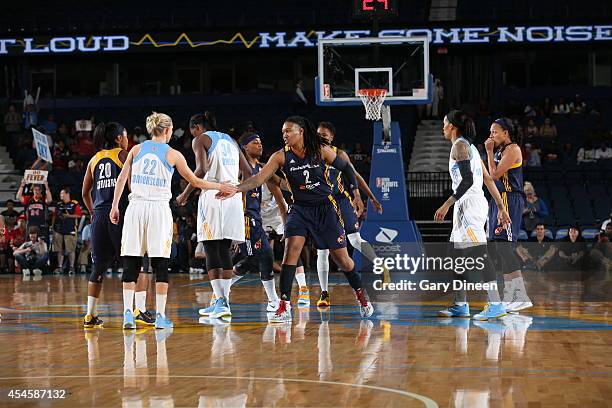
[268,300,292,322]
[354,288,374,318]
[211,297,231,319]
[198,295,217,316]
[134,309,155,326]
[317,291,331,308]
[83,314,103,328]
[472,303,507,321]
[504,288,533,313]
[266,299,280,312]
[123,309,136,330]
[298,286,310,306]
[438,303,470,318]
[155,313,173,329]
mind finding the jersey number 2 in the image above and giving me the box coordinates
[142,159,157,176]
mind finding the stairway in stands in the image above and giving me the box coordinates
[408,119,448,172]
[0,145,20,204]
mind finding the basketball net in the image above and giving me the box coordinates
[357,89,387,121]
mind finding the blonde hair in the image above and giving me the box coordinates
[146,112,173,137]
[524,181,535,194]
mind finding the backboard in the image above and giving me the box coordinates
[315,36,431,107]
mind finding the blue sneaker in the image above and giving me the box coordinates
[438,303,470,317]
[123,309,136,330]
[211,297,231,319]
[473,303,507,321]
[155,313,174,329]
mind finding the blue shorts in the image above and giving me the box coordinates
[91,210,122,264]
[336,194,360,234]
[239,217,271,257]
[489,192,524,242]
[284,199,347,250]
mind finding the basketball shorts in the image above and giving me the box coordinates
[197,189,245,243]
[239,217,271,257]
[284,199,346,250]
[450,195,488,246]
[121,200,173,258]
[91,210,122,263]
[336,194,360,234]
[489,192,524,242]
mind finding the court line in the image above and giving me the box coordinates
[0,374,439,407]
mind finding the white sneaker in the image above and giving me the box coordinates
[505,289,533,313]
[268,300,292,322]
[22,269,31,276]
[33,269,42,275]
[266,299,280,312]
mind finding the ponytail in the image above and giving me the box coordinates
[93,122,125,150]
[189,111,217,131]
[446,110,476,143]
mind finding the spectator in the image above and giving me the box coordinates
[539,117,557,139]
[577,141,597,165]
[23,93,38,129]
[0,215,10,273]
[40,114,58,135]
[541,97,553,117]
[557,226,586,271]
[10,215,27,249]
[52,139,71,170]
[517,223,557,271]
[523,182,549,233]
[77,215,91,273]
[350,142,370,176]
[15,137,38,170]
[561,143,574,164]
[293,78,308,111]
[4,104,22,135]
[525,119,539,140]
[602,212,611,231]
[523,143,541,167]
[57,122,70,142]
[553,97,570,115]
[427,78,444,118]
[52,187,82,274]
[13,226,48,276]
[1,199,22,227]
[570,94,587,114]
[524,102,537,117]
[16,180,52,242]
[72,131,95,157]
[595,142,612,161]
[512,118,525,145]
[589,223,612,273]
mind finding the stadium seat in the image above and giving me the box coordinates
[555,228,569,240]
[518,229,529,241]
[581,229,599,240]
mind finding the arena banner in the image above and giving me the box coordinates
[0,25,610,56]
[32,128,53,163]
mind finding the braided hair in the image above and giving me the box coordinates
[284,116,327,163]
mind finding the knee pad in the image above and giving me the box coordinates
[88,262,108,283]
[259,250,274,281]
[464,244,497,283]
[203,240,233,270]
[234,256,258,276]
[151,257,170,283]
[121,256,140,283]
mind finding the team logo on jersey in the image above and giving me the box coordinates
[354,222,360,230]
[494,226,504,235]
[337,234,345,244]
[254,239,262,250]
[290,159,296,164]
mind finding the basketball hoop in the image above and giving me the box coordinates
[357,89,387,121]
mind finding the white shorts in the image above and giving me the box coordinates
[262,213,284,235]
[121,200,173,258]
[197,189,245,243]
[450,195,488,246]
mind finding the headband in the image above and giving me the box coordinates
[240,134,260,147]
[494,118,510,131]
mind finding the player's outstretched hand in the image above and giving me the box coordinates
[434,204,449,222]
[498,208,512,229]
[371,199,383,214]
[109,207,120,225]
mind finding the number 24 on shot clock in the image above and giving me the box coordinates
[353,0,398,17]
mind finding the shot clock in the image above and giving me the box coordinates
[353,0,398,18]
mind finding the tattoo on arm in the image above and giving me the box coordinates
[452,140,471,161]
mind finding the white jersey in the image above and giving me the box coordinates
[449,137,484,202]
[448,137,487,245]
[261,183,286,235]
[197,131,245,242]
[203,131,240,183]
[129,140,174,202]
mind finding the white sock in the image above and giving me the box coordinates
[135,291,147,312]
[513,276,527,293]
[486,281,501,303]
[317,249,330,292]
[230,274,243,287]
[123,289,134,313]
[220,278,231,301]
[156,294,167,317]
[87,296,98,316]
[262,279,279,302]
[295,272,307,288]
[210,279,222,299]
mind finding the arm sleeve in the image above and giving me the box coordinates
[330,155,358,191]
[452,160,474,201]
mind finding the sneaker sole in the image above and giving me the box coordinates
[211,311,232,319]
[316,301,330,307]
[506,302,533,312]
[135,319,156,326]
[437,312,471,318]
[473,312,507,321]
[123,324,136,330]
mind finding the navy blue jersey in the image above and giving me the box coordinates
[54,200,82,235]
[326,146,351,199]
[90,148,127,212]
[243,162,263,223]
[281,146,333,205]
[493,143,523,194]
[24,197,47,228]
